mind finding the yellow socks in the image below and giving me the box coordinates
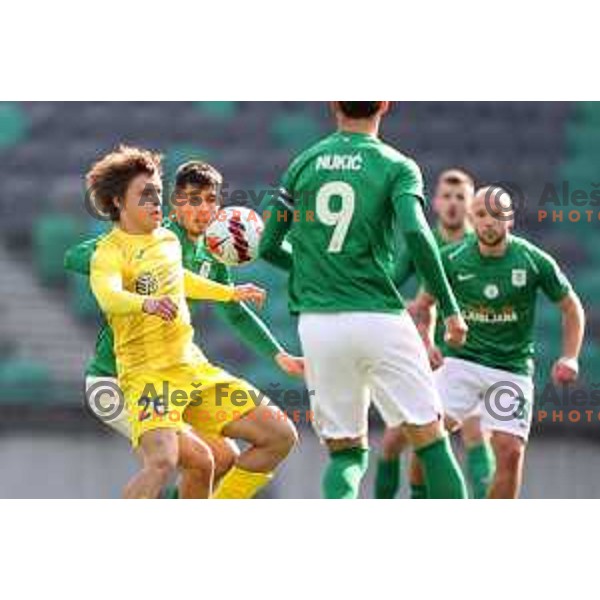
[212,466,273,499]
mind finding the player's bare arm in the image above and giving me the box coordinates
[552,291,585,385]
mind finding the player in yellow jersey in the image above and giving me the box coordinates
[87,146,298,499]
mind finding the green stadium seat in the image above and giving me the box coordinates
[573,102,600,126]
[194,101,238,120]
[163,145,216,193]
[0,102,28,149]
[558,159,600,187]
[566,123,600,157]
[271,112,322,151]
[33,214,82,286]
[0,358,54,405]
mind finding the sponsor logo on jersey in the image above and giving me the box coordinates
[316,154,363,172]
[457,273,476,282]
[484,284,500,300]
[464,306,518,324]
[512,269,527,287]
[135,272,159,296]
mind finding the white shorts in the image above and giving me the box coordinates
[85,376,130,438]
[298,312,442,441]
[435,357,534,441]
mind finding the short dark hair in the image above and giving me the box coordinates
[86,145,162,221]
[337,101,383,119]
[174,161,223,192]
[439,168,476,190]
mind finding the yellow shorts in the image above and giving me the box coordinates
[122,362,268,448]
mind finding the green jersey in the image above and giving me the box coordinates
[395,227,476,287]
[276,131,427,314]
[438,235,572,376]
[64,219,283,378]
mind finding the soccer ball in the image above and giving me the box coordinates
[205,206,264,267]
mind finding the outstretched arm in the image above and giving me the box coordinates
[183,270,266,308]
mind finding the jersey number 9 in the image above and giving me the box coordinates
[316,182,355,253]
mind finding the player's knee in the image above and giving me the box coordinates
[494,438,524,473]
[462,417,485,447]
[382,426,408,457]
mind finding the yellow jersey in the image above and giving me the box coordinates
[90,227,234,379]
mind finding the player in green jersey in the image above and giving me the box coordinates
[419,186,585,498]
[66,161,302,498]
[260,101,469,499]
[375,169,496,500]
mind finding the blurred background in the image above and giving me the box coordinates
[0,101,599,498]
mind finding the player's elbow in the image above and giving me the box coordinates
[561,291,585,318]
[90,282,119,315]
[561,291,586,327]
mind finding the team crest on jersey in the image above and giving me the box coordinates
[512,269,527,288]
[484,284,500,300]
[135,272,159,296]
[199,261,212,278]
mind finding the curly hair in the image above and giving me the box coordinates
[86,145,162,221]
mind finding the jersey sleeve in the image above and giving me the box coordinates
[64,236,102,276]
[394,195,460,318]
[183,270,235,302]
[531,247,572,303]
[258,186,295,272]
[390,158,426,207]
[90,242,146,315]
[394,243,417,287]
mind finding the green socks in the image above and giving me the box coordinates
[466,442,496,499]
[375,457,401,499]
[323,448,369,499]
[415,436,468,499]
